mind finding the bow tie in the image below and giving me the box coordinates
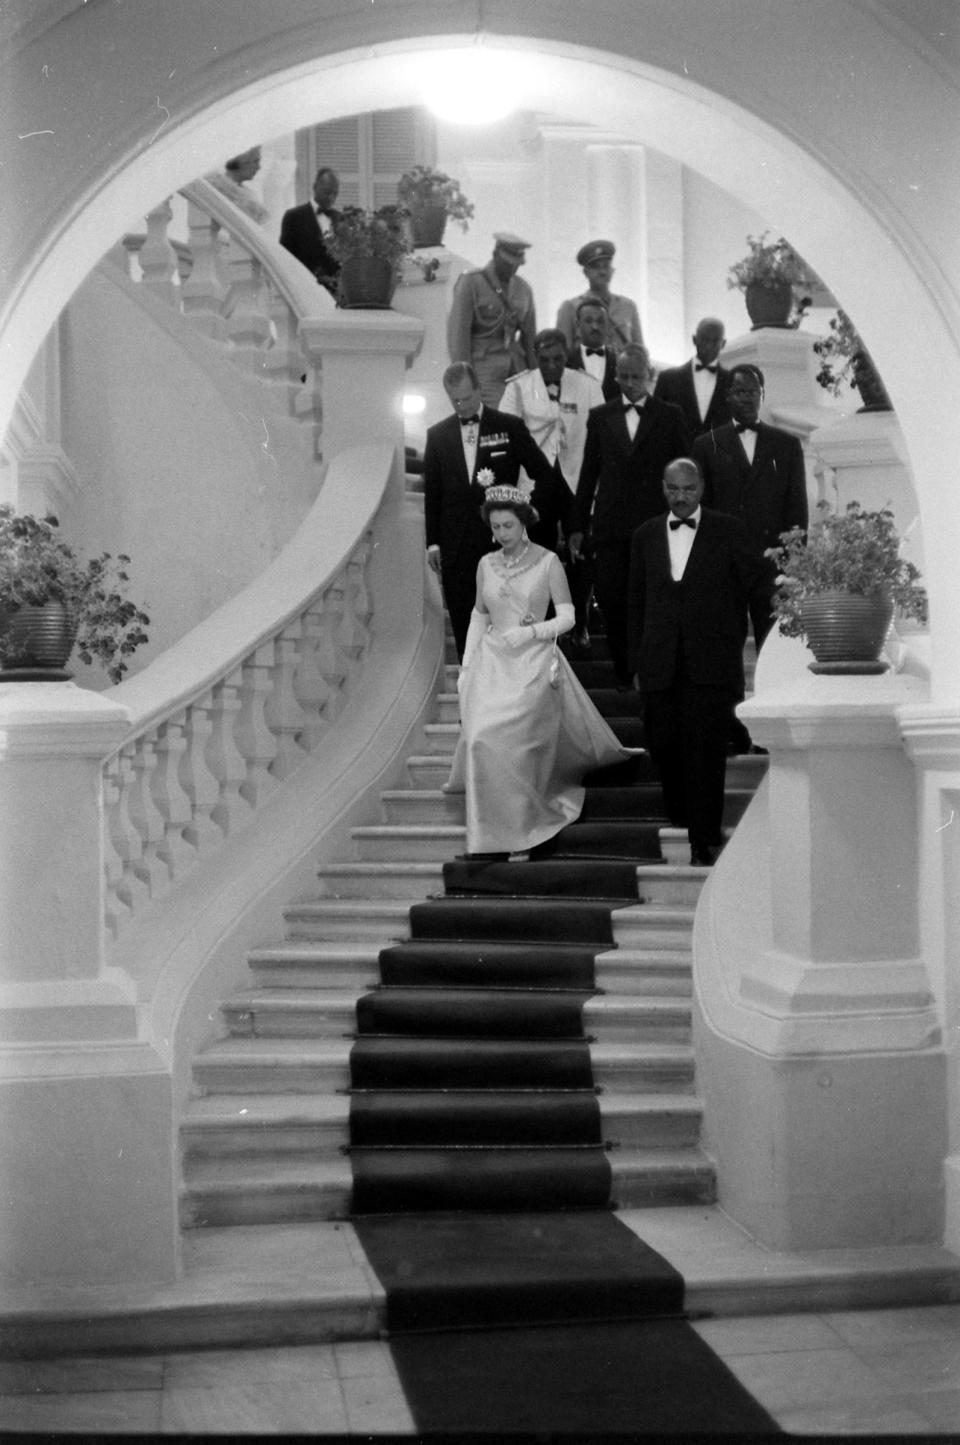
[585,348,606,357]
[460,414,480,426]
[669,516,696,530]
[736,422,758,432]
[696,363,718,373]
[625,402,644,413]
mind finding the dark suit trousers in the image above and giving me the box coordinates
[643,664,735,852]
[442,541,489,662]
[592,541,632,684]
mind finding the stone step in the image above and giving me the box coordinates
[406,754,456,789]
[635,864,710,908]
[724,754,769,789]
[283,899,415,943]
[435,692,461,724]
[190,1035,694,1097]
[248,942,382,990]
[179,1145,714,1227]
[595,948,693,996]
[314,862,444,899]
[422,722,460,755]
[220,987,692,1043]
[612,905,697,952]
[179,1090,702,1162]
[352,824,464,862]
[381,789,465,824]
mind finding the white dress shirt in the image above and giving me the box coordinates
[736,424,758,464]
[667,505,701,580]
[623,394,646,441]
[460,404,483,474]
[692,359,718,422]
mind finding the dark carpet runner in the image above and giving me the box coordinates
[345,635,780,1434]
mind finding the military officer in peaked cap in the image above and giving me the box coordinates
[556,238,643,353]
[446,232,539,407]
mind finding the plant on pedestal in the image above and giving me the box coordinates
[813,308,892,411]
[767,500,927,673]
[0,506,150,682]
[727,231,813,329]
[396,165,474,248]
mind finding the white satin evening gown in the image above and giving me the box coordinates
[446,549,636,855]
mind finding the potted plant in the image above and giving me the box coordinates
[766,499,927,673]
[328,203,415,308]
[396,165,475,248]
[813,308,892,412]
[727,231,813,329]
[0,505,150,682]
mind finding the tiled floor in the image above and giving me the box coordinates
[2,1303,960,1435]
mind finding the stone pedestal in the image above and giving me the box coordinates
[395,251,469,448]
[693,635,946,1248]
[724,327,838,440]
[0,682,176,1284]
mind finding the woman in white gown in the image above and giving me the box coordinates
[445,485,637,859]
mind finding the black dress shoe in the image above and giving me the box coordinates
[690,846,716,867]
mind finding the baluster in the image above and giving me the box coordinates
[315,582,349,722]
[265,621,311,779]
[151,716,198,881]
[181,201,227,340]
[224,252,272,371]
[178,699,224,854]
[233,647,279,807]
[117,742,165,902]
[139,198,178,306]
[103,755,135,937]
[295,603,335,751]
[206,676,252,834]
[338,549,373,662]
[263,281,305,408]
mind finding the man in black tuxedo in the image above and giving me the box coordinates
[628,459,772,866]
[424,362,565,660]
[565,298,620,400]
[279,167,342,295]
[653,317,734,438]
[691,362,808,647]
[568,344,691,687]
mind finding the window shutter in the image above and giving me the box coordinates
[297,108,435,208]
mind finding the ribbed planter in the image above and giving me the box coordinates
[744,280,794,329]
[409,204,447,249]
[0,600,77,680]
[799,590,894,674]
[338,257,397,310]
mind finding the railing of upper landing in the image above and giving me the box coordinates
[112,178,336,434]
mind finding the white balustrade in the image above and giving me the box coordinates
[103,534,375,938]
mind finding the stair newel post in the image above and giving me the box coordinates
[233,648,279,807]
[139,198,179,307]
[264,621,311,780]
[224,252,272,370]
[206,676,252,836]
[151,715,198,881]
[181,201,227,340]
[177,699,225,854]
[299,311,424,471]
[118,740,166,903]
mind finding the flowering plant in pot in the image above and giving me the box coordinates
[727,231,813,329]
[766,500,927,672]
[0,505,150,682]
[813,308,892,411]
[396,165,474,246]
[328,204,419,305]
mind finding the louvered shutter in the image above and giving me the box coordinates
[297,108,435,208]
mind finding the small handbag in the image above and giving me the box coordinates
[549,639,562,689]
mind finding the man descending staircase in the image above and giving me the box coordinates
[180,625,766,1230]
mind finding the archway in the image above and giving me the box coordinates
[2,8,958,695]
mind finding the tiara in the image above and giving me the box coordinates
[483,485,528,507]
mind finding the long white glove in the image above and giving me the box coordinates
[531,603,575,640]
[457,608,488,689]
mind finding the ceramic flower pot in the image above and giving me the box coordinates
[409,204,447,249]
[799,590,894,674]
[744,280,794,329]
[0,599,77,680]
[338,257,397,309]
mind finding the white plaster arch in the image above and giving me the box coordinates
[2,2,959,693]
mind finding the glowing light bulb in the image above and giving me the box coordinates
[420,52,524,125]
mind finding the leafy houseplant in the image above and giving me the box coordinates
[328,204,420,306]
[396,165,474,246]
[813,308,892,411]
[727,231,813,329]
[0,506,150,682]
[766,500,927,672]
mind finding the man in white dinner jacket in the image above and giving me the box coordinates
[500,328,604,648]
